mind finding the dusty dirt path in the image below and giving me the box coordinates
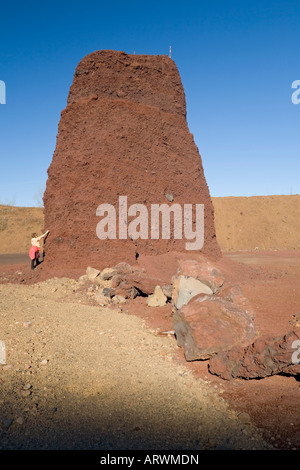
[0,253,28,266]
[0,277,272,450]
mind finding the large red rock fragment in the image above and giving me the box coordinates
[209,330,300,380]
[174,257,225,293]
[43,50,221,276]
[173,295,256,361]
[216,284,256,320]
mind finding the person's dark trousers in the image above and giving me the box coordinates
[31,252,40,270]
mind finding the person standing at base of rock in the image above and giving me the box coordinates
[29,230,49,270]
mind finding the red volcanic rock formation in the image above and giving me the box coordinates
[43,50,221,274]
[209,330,300,380]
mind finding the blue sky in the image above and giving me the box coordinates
[0,0,299,207]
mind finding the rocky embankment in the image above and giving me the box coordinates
[0,274,273,450]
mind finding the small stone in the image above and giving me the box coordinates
[16,417,24,425]
[112,295,126,304]
[40,359,48,366]
[165,192,174,202]
[20,390,31,397]
[238,411,251,424]
[94,292,110,306]
[99,268,118,281]
[23,321,32,328]
[86,266,101,280]
[2,418,13,429]
[172,275,213,310]
[147,286,168,307]
[161,285,172,299]
[132,426,141,432]
[207,438,216,449]
[22,384,32,390]
[116,90,127,98]
[101,287,113,298]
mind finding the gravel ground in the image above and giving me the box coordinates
[0,277,273,450]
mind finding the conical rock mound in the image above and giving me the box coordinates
[43,50,221,274]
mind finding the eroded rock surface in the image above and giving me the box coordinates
[43,50,221,275]
[173,295,256,361]
[209,329,300,380]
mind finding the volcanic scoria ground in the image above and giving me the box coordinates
[0,249,299,450]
